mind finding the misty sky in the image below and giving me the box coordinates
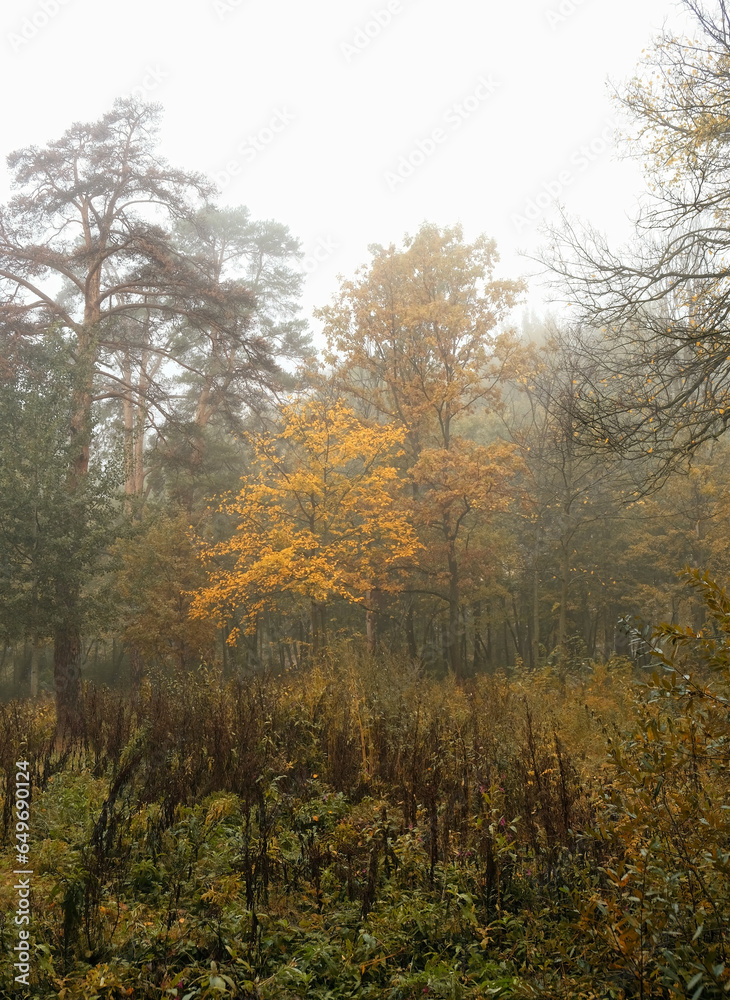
[1,0,690,331]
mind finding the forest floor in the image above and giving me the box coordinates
[0,648,726,998]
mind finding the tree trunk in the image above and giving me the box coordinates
[122,355,136,501]
[54,625,82,735]
[406,602,418,661]
[15,641,30,691]
[319,603,328,651]
[30,640,41,699]
[558,543,570,653]
[511,592,525,664]
[56,324,96,731]
[222,628,230,679]
[310,601,319,655]
[365,588,385,654]
[129,645,144,708]
[531,558,540,670]
[472,600,483,671]
[122,349,150,502]
[446,546,461,679]
[310,601,327,655]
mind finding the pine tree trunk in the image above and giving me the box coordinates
[55,323,95,732]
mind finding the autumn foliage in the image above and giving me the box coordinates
[7,11,730,989]
[191,400,422,651]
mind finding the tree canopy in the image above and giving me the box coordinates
[543,0,730,474]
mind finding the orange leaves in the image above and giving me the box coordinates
[190,400,422,639]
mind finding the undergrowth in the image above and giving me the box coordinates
[1,583,728,999]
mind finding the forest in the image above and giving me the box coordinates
[1,1,729,997]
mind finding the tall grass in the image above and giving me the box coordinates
[1,641,724,998]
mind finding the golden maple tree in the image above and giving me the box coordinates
[190,399,421,653]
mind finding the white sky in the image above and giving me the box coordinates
[0,0,692,337]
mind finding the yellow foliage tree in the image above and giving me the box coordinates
[316,223,526,673]
[190,400,422,653]
[318,222,525,459]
